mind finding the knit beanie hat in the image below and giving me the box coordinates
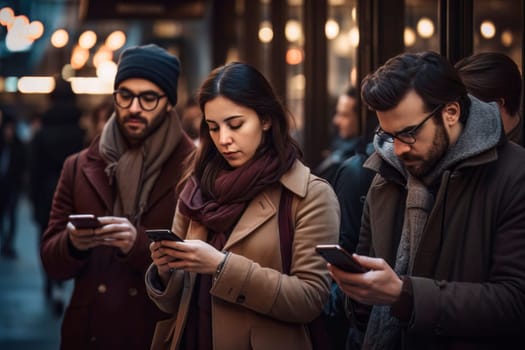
[114,44,181,105]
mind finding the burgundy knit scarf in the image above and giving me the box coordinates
[179,150,294,236]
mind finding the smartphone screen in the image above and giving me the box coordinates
[146,229,184,242]
[69,214,102,229]
[315,244,367,273]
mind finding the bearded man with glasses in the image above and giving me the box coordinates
[40,44,195,350]
[329,51,525,349]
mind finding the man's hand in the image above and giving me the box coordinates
[90,216,138,255]
[328,254,403,305]
[67,222,101,251]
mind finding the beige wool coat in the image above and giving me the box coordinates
[145,160,340,350]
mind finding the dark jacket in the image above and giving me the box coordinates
[357,97,525,349]
[324,144,374,350]
[314,137,362,185]
[40,133,195,350]
[333,143,375,253]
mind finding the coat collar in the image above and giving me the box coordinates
[365,145,500,186]
[84,139,113,211]
[279,159,310,198]
[223,190,276,250]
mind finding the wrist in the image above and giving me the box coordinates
[213,251,229,282]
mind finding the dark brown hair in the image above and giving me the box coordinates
[455,52,522,116]
[361,51,471,123]
[178,62,301,197]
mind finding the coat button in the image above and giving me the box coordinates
[128,288,138,296]
[97,284,107,293]
[236,295,246,303]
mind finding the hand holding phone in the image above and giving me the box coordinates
[146,229,184,242]
[315,244,368,273]
[69,214,102,229]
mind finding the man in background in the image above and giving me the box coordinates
[0,107,26,259]
[315,86,361,185]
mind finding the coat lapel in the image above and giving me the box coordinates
[82,160,113,212]
[223,191,277,251]
[221,160,309,251]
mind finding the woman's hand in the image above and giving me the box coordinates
[158,239,226,275]
[149,240,175,285]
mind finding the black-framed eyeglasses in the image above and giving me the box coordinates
[113,89,166,111]
[375,104,443,145]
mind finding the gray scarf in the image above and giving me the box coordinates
[362,175,434,350]
[98,109,182,225]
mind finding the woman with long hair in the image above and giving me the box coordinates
[146,62,339,350]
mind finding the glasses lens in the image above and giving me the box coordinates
[113,91,162,111]
[114,91,133,108]
[139,93,160,111]
[396,133,416,144]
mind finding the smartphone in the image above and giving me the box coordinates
[146,229,184,242]
[69,214,102,229]
[315,244,367,273]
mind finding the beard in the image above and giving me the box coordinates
[116,108,167,144]
[402,120,449,178]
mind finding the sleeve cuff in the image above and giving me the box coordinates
[390,275,414,323]
[67,235,91,259]
[146,264,168,293]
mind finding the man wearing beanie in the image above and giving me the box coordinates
[40,44,195,350]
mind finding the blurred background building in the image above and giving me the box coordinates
[0,0,522,166]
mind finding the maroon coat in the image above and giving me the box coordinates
[40,134,194,350]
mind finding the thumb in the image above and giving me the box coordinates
[352,253,386,271]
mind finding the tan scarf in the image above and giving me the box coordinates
[98,109,182,225]
[362,174,434,350]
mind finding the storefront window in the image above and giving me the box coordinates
[327,0,358,98]
[473,0,522,68]
[404,0,440,52]
[285,0,305,146]
[258,0,273,77]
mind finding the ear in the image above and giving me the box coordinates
[262,118,272,131]
[442,102,460,127]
